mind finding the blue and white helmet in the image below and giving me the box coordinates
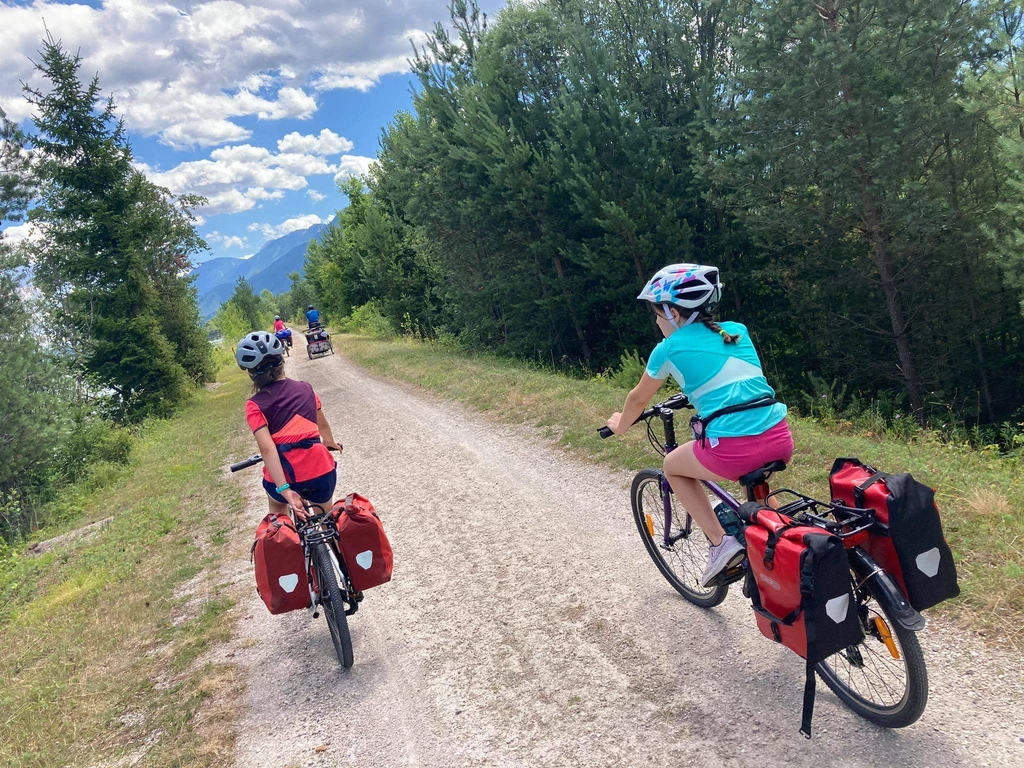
[637,263,723,313]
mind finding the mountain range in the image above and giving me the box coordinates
[192,223,328,320]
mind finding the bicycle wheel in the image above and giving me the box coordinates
[313,542,354,670]
[815,576,928,728]
[631,468,728,608]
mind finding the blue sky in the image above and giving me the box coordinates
[0,0,505,263]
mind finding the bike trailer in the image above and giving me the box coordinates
[829,458,959,612]
[331,493,393,591]
[742,504,865,737]
[252,513,311,614]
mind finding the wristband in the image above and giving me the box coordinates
[275,483,291,494]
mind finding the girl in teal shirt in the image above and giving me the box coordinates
[605,264,794,586]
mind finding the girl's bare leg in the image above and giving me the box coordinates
[663,440,733,546]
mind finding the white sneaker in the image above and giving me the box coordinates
[701,535,746,587]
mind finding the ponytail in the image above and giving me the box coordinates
[699,314,740,344]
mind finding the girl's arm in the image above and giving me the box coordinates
[317,408,342,452]
[606,373,665,435]
[253,427,305,509]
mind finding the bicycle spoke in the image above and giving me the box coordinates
[822,600,909,710]
[639,478,715,597]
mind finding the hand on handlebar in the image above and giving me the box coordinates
[605,412,627,437]
[324,441,343,453]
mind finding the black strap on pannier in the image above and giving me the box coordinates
[853,471,887,508]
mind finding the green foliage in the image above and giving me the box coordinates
[338,300,397,338]
[24,37,210,421]
[209,301,251,350]
[303,0,1024,432]
[276,270,317,323]
[0,39,211,544]
[0,107,34,226]
[52,411,134,485]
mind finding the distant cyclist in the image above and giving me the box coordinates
[235,331,342,515]
[604,264,793,586]
[273,315,293,347]
[305,304,321,327]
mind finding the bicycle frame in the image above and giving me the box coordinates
[652,407,747,550]
[293,504,358,618]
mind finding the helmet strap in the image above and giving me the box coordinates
[662,305,680,329]
[683,311,699,327]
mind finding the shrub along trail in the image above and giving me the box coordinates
[227,346,1024,768]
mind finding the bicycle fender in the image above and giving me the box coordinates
[849,547,927,632]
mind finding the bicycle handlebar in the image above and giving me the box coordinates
[596,393,692,439]
[229,444,340,472]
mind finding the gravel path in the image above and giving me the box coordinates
[226,347,1024,768]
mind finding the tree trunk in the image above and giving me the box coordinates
[863,194,924,420]
[552,253,591,364]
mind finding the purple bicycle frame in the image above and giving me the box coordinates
[659,476,741,548]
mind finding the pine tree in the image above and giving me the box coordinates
[25,36,202,419]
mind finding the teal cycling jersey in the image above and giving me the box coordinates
[644,321,787,439]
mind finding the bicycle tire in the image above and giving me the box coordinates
[314,542,354,670]
[815,576,928,728]
[631,468,728,608]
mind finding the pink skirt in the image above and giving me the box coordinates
[692,419,795,481]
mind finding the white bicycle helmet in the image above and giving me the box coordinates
[637,263,723,312]
[235,331,285,370]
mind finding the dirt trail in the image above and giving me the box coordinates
[224,346,1024,768]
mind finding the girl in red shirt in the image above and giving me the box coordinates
[235,331,341,513]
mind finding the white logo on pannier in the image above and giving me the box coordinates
[278,573,300,593]
[355,550,374,570]
[916,547,941,578]
[825,594,850,624]
[758,573,781,591]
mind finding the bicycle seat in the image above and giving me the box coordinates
[738,460,787,488]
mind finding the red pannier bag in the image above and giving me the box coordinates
[330,493,393,591]
[742,504,864,737]
[252,513,310,614]
[829,458,959,612]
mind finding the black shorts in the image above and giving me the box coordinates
[263,468,337,506]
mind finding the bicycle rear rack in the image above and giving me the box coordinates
[764,489,881,540]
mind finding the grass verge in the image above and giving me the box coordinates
[0,366,252,768]
[337,334,1024,646]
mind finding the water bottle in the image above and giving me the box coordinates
[713,501,745,545]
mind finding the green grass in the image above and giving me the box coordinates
[338,334,1024,645]
[0,366,252,768]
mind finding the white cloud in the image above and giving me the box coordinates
[334,155,376,184]
[0,1,454,148]
[249,213,323,240]
[306,189,327,203]
[207,231,247,249]
[141,130,358,215]
[278,129,353,156]
[0,222,40,245]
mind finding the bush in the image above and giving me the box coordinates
[339,301,396,338]
[53,413,134,485]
